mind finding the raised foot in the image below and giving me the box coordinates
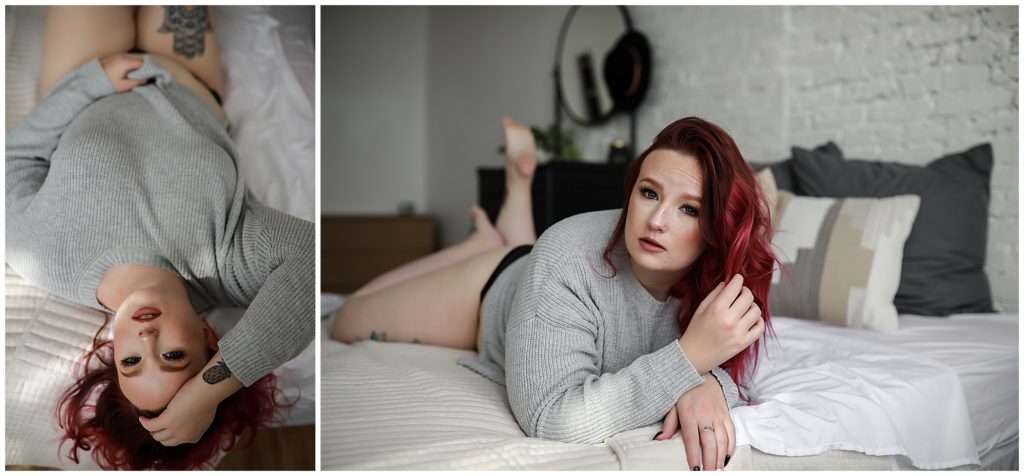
[503,116,537,180]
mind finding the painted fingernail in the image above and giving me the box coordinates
[725,455,731,465]
[652,431,663,440]
[692,466,701,471]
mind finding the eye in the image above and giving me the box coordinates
[639,186,657,200]
[120,356,141,367]
[680,204,699,217]
[162,351,185,362]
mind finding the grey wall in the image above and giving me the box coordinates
[325,5,1018,312]
[321,6,429,214]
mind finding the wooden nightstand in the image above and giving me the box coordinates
[478,161,628,236]
[321,215,437,294]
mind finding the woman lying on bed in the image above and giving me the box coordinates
[331,116,777,471]
[5,6,314,470]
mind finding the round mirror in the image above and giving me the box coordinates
[556,6,630,126]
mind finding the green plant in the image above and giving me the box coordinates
[497,123,583,161]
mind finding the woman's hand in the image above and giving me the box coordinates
[138,373,219,446]
[138,351,243,446]
[654,373,735,471]
[678,274,764,374]
[100,54,146,93]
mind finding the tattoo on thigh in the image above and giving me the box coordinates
[158,6,212,59]
[202,360,232,384]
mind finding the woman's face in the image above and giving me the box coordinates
[111,288,211,413]
[625,149,707,294]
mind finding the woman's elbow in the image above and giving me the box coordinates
[514,404,606,445]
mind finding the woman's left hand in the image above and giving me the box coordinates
[654,373,735,471]
[138,373,218,446]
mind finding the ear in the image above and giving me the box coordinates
[201,316,219,351]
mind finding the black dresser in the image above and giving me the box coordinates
[477,161,629,236]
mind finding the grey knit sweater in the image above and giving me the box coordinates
[5,57,313,387]
[458,209,743,444]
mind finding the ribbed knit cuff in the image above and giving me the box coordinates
[649,340,706,403]
[75,58,117,99]
[710,366,743,409]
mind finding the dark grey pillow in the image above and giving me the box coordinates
[791,142,995,316]
[749,159,797,193]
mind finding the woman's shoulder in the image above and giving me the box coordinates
[527,208,622,278]
[535,209,622,252]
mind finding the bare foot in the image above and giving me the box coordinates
[503,116,537,187]
[468,205,505,248]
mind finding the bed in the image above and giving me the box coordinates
[320,141,1017,470]
[5,6,315,470]
[321,298,1017,470]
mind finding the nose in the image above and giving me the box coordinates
[649,205,668,232]
[139,328,158,339]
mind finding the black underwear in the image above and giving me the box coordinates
[480,245,533,302]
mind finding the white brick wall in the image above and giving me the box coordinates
[576,5,1018,311]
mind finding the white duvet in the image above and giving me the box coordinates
[733,317,980,469]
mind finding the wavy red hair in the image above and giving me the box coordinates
[56,319,286,470]
[603,117,779,396]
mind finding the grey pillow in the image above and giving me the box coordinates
[749,159,798,193]
[791,142,995,316]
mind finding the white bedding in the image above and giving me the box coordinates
[5,5,315,469]
[321,295,1018,470]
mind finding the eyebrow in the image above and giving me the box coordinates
[639,176,702,202]
[119,361,192,378]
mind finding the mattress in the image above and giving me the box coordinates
[320,296,1018,470]
[5,6,316,470]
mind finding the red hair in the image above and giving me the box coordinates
[56,319,287,470]
[603,117,779,397]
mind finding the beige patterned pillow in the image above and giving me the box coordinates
[769,191,920,331]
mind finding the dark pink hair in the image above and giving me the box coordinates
[603,117,778,396]
[56,319,287,470]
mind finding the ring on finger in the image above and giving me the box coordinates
[701,425,714,433]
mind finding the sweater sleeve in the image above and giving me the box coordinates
[710,366,743,409]
[217,203,315,386]
[504,262,707,444]
[6,59,114,216]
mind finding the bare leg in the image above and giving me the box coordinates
[353,206,503,298]
[351,117,540,298]
[135,6,224,99]
[39,6,137,96]
[495,117,538,247]
[331,246,515,349]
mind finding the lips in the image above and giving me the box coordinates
[132,307,162,321]
[639,237,666,253]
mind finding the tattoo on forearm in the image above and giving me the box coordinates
[202,360,232,384]
[158,6,212,59]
